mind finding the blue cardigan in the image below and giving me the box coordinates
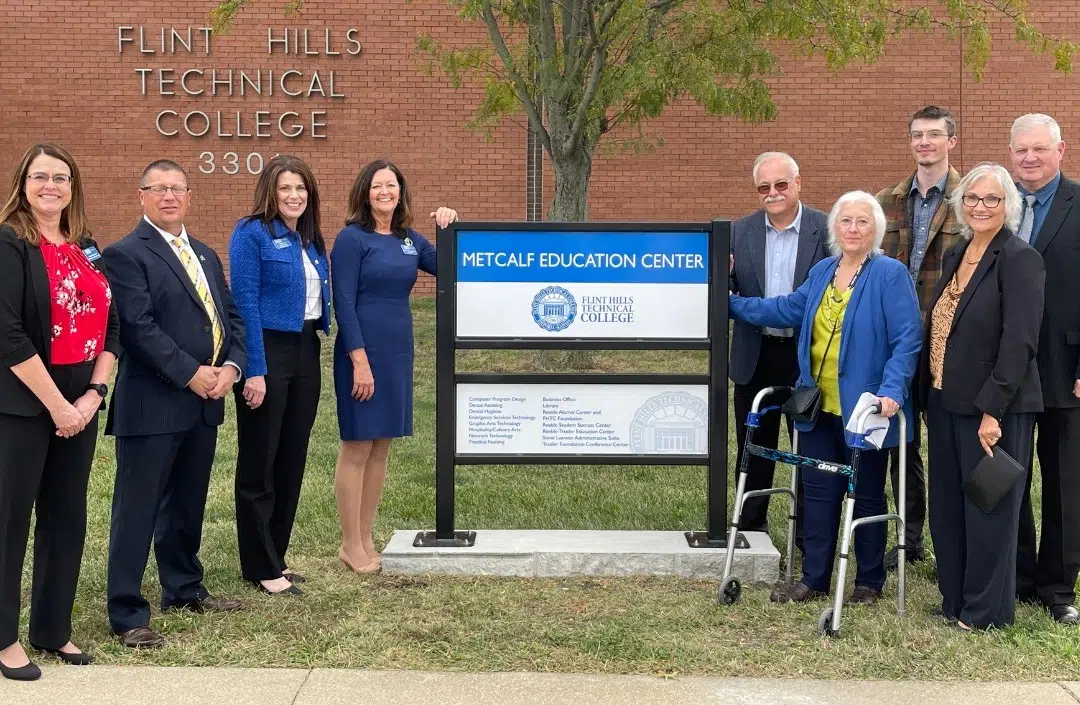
[229,216,331,378]
[729,254,922,448]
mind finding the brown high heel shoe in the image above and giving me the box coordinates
[338,545,380,574]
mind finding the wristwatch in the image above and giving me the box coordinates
[87,383,108,399]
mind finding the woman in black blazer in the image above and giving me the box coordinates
[0,143,119,680]
[919,162,1044,631]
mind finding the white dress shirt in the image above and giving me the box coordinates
[302,248,323,320]
[763,203,803,337]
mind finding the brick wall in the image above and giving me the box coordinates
[1,1,1078,296]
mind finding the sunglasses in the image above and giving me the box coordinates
[757,181,790,195]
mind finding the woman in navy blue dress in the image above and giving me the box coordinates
[331,159,457,573]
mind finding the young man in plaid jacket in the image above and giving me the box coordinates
[875,105,964,570]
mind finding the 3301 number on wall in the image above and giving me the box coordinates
[197,152,279,175]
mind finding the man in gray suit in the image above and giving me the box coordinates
[729,152,829,540]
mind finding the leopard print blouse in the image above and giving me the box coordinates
[929,274,964,389]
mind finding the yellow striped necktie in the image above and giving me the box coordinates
[171,237,223,361]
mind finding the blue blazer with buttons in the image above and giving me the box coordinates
[729,254,922,448]
[229,216,331,378]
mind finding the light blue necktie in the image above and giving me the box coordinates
[1017,194,1037,243]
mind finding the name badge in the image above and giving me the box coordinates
[82,245,102,262]
[400,236,418,256]
[272,237,292,249]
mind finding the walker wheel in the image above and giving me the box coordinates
[818,607,837,636]
[718,576,742,606]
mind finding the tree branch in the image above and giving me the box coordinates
[480,0,552,152]
[566,44,606,154]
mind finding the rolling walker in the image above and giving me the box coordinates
[717,386,907,638]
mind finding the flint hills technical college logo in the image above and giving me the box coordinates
[629,391,708,454]
[531,286,577,332]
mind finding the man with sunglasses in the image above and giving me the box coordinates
[875,105,963,571]
[729,152,828,542]
[102,160,247,648]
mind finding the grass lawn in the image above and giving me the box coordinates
[42,298,1080,677]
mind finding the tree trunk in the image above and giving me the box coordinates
[547,147,592,222]
[537,144,595,370]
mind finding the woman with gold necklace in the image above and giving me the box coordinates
[730,191,922,607]
[917,162,1043,631]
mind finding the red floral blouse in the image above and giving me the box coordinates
[40,241,112,365]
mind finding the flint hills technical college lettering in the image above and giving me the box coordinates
[118,25,361,139]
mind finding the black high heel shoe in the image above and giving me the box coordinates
[31,643,94,665]
[0,658,42,681]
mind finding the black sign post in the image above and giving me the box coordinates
[416,220,740,548]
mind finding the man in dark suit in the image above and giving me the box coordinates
[729,152,828,540]
[876,106,965,570]
[1010,113,1080,625]
[103,160,247,647]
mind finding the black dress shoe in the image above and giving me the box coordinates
[0,658,41,681]
[117,626,165,648]
[164,595,242,613]
[770,581,827,603]
[283,572,306,585]
[253,581,303,596]
[30,643,94,665]
[884,546,924,571]
[845,585,882,606]
[1050,604,1079,625]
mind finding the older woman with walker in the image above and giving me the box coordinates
[727,191,922,608]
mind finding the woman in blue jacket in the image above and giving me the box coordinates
[730,190,922,606]
[229,155,330,596]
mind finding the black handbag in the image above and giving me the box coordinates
[783,385,822,424]
[962,446,1026,513]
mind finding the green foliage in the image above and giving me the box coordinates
[414,0,1075,155]
[210,0,303,33]
[222,0,1075,219]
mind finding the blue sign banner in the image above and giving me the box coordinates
[456,231,710,284]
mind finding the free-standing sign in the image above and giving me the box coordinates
[427,221,732,550]
[455,231,710,338]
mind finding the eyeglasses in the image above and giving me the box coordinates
[27,173,72,186]
[838,217,874,230]
[139,185,190,196]
[910,130,949,140]
[756,181,790,195]
[961,194,1003,208]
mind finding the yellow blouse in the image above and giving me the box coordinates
[810,283,852,415]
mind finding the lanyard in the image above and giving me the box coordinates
[815,255,871,381]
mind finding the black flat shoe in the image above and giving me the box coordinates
[253,581,303,596]
[0,658,41,681]
[31,643,94,665]
[283,572,306,585]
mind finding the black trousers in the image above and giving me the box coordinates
[107,421,217,634]
[927,390,1034,629]
[0,361,96,649]
[733,335,802,537]
[887,411,926,552]
[234,323,321,581]
[1018,406,1080,607]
